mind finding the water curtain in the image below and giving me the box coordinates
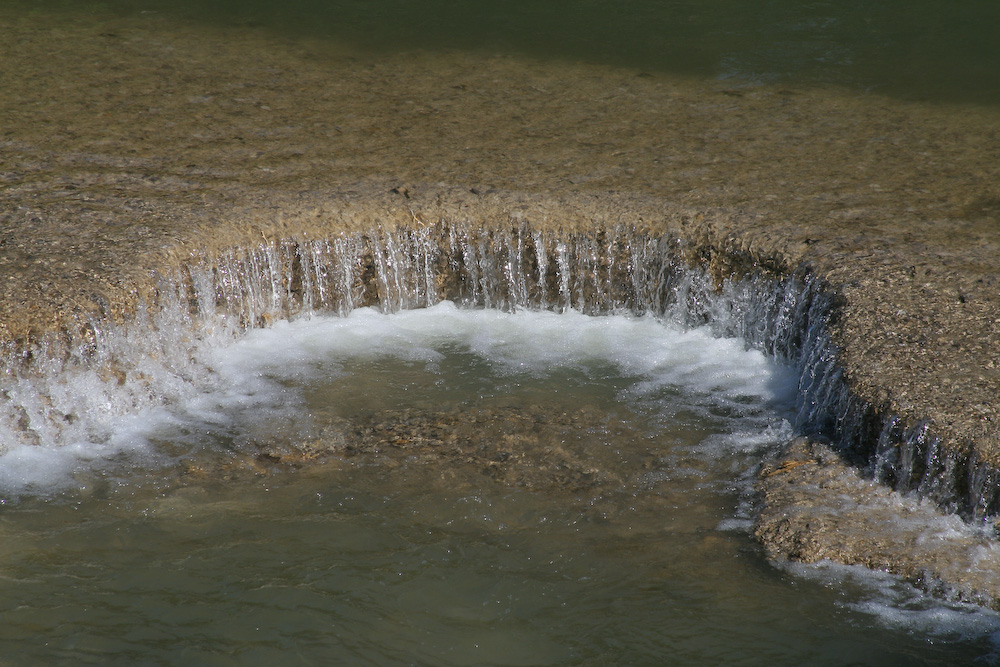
[1,221,996,517]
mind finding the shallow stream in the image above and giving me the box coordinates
[2,0,1000,660]
[1,305,997,664]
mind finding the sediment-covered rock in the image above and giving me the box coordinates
[756,437,1000,609]
[2,4,1000,605]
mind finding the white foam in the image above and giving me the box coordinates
[3,302,1000,641]
[0,302,796,497]
[782,560,1000,645]
[210,303,800,431]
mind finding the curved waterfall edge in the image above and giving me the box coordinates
[1,220,996,523]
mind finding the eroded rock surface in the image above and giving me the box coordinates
[756,437,1000,608]
[3,4,1000,605]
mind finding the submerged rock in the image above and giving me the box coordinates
[207,405,628,495]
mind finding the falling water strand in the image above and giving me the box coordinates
[0,220,994,519]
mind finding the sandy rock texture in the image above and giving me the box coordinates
[756,437,1000,608]
[202,404,629,493]
[1,5,999,576]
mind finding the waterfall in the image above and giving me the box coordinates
[0,220,993,519]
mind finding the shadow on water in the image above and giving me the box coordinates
[24,0,1000,106]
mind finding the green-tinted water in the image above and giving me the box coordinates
[0,465,982,664]
[0,314,995,664]
[17,0,1000,105]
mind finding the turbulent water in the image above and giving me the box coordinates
[0,222,997,661]
[1,304,999,664]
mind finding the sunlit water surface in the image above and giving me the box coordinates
[0,305,998,664]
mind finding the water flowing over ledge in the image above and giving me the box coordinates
[1,220,997,522]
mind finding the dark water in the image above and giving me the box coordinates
[31,0,1000,105]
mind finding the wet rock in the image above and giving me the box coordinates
[755,437,1000,609]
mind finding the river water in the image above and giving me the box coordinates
[1,305,998,664]
[3,0,1000,663]
[59,0,1000,107]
